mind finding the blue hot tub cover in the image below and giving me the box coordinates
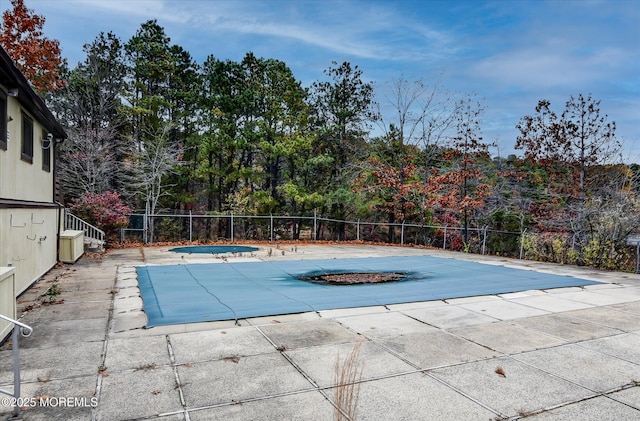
[169,245,259,254]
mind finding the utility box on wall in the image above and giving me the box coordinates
[59,230,85,263]
[0,267,16,340]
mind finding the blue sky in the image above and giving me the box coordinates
[7,0,640,161]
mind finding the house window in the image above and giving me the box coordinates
[21,111,33,163]
[42,129,50,172]
[0,91,6,151]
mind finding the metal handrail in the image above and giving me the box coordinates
[0,314,33,420]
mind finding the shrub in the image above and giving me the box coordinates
[523,232,567,263]
[70,191,131,239]
[522,231,634,271]
[582,238,633,271]
[449,235,465,251]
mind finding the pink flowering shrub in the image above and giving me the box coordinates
[70,191,131,238]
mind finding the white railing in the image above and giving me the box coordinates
[64,210,105,251]
[0,314,33,420]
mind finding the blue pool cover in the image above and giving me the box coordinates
[137,256,602,327]
[169,245,259,254]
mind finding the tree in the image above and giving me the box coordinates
[0,0,65,93]
[376,75,456,154]
[241,53,309,211]
[194,56,247,215]
[123,20,199,214]
[158,44,201,210]
[372,75,458,232]
[481,154,531,236]
[429,97,490,243]
[70,191,131,241]
[560,94,619,200]
[310,61,376,239]
[516,94,619,235]
[57,129,118,197]
[52,32,128,198]
[360,126,424,243]
[124,20,174,148]
[193,53,309,217]
[125,126,183,242]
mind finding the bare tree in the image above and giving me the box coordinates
[563,94,620,195]
[376,75,457,152]
[437,96,490,242]
[52,32,128,199]
[374,75,458,222]
[57,127,117,196]
[516,93,620,237]
[125,126,183,242]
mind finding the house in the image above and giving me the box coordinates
[0,45,66,339]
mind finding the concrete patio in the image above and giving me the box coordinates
[1,244,640,420]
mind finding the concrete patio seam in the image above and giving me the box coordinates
[422,370,505,418]
[165,334,190,421]
[91,263,118,421]
[507,393,614,420]
[508,352,630,396]
[572,334,640,367]
[604,389,640,412]
[253,325,322,389]
[565,313,639,333]
[441,300,505,322]
[182,387,322,414]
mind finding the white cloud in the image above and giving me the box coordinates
[167,1,454,62]
[71,0,191,24]
[10,0,636,159]
[470,43,627,90]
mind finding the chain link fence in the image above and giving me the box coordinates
[120,211,524,257]
[119,210,640,271]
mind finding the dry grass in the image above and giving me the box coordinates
[134,363,157,371]
[333,340,365,421]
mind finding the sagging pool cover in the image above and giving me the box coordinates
[137,256,601,327]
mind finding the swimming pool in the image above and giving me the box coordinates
[137,256,601,327]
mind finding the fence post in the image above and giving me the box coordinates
[520,228,527,259]
[270,214,274,242]
[443,226,447,250]
[230,212,234,242]
[636,242,639,274]
[143,206,149,244]
[357,220,360,241]
[482,225,488,255]
[401,221,405,245]
[189,210,192,242]
[313,209,317,241]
